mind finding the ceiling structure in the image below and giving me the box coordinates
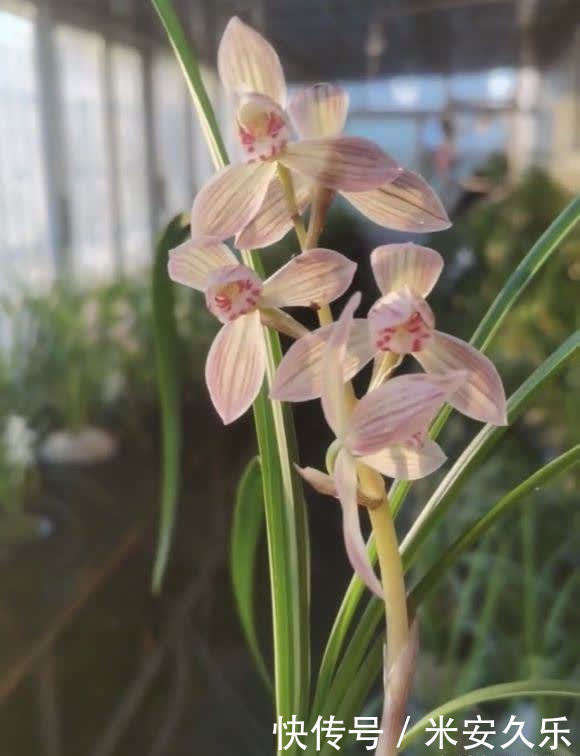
[40,0,580,80]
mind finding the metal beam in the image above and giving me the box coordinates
[35,1,70,277]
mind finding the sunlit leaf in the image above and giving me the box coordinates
[151,214,189,594]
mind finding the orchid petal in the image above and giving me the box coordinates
[205,311,265,424]
[346,371,466,456]
[191,161,277,241]
[321,293,361,438]
[360,439,446,481]
[287,83,349,139]
[415,331,508,425]
[342,170,450,233]
[261,249,356,308]
[270,319,374,402]
[217,16,286,105]
[280,137,401,192]
[294,464,337,497]
[167,237,237,291]
[334,447,383,599]
[370,243,444,297]
[235,175,311,249]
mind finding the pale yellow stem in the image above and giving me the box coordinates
[357,462,411,756]
[276,163,307,248]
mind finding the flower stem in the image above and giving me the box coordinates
[277,164,307,248]
[368,499,409,668]
[357,463,411,756]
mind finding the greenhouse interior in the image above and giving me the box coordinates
[0,0,578,754]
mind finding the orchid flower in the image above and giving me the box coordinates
[168,238,355,423]
[237,81,450,249]
[367,243,507,424]
[297,293,466,597]
[271,243,507,426]
[190,18,401,242]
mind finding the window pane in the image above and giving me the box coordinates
[152,54,191,223]
[345,115,419,170]
[57,25,114,281]
[111,44,151,270]
[0,6,51,292]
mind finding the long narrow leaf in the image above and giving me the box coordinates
[313,198,580,710]
[151,214,190,593]
[400,680,580,750]
[231,457,272,692]
[409,445,580,607]
[151,0,310,729]
[400,331,579,570]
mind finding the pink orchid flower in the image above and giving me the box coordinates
[190,18,401,242]
[367,243,507,425]
[168,238,355,424]
[271,243,507,426]
[238,82,451,249]
[298,293,466,597]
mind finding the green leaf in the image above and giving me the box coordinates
[312,198,580,712]
[314,332,579,721]
[231,457,272,692]
[400,680,580,750]
[151,0,310,731]
[409,444,580,607]
[400,332,579,571]
[151,214,190,594]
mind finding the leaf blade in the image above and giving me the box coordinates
[231,456,272,692]
[151,0,311,728]
[151,214,190,594]
[400,680,580,750]
[409,444,580,607]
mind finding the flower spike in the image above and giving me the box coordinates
[298,296,467,596]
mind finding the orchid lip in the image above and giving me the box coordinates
[205,264,263,324]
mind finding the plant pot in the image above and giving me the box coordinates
[39,426,118,465]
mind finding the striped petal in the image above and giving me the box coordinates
[218,16,286,105]
[280,137,401,192]
[322,293,361,438]
[370,243,444,297]
[334,447,383,598]
[270,319,374,402]
[261,249,356,308]
[346,371,466,456]
[205,311,265,424]
[342,170,451,233]
[415,331,508,425]
[191,160,277,241]
[360,439,446,481]
[167,237,237,291]
[287,83,349,139]
[236,174,311,249]
[294,465,337,497]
